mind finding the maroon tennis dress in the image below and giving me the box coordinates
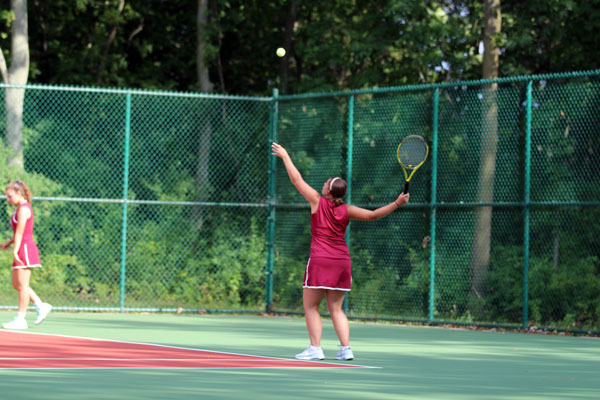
[303,196,351,291]
[11,202,41,269]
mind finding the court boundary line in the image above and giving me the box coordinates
[0,330,380,369]
[1,358,350,361]
[0,367,366,370]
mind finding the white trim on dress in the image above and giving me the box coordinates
[303,285,351,291]
[13,244,42,269]
[24,243,30,265]
[304,258,310,287]
[13,264,42,269]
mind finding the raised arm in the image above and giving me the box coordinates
[347,192,410,221]
[271,142,320,212]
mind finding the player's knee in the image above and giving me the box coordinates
[327,304,344,315]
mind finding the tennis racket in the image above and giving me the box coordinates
[396,135,429,194]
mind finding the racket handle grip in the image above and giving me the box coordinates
[403,181,410,194]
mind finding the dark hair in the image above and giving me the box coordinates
[6,180,33,204]
[329,177,347,206]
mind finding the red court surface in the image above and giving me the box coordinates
[0,331,370,369]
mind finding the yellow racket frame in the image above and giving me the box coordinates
[396,135,429,193]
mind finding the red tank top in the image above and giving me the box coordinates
[310,197,350,259]
[11,202,35,243]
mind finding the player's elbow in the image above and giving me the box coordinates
[348,207,381,222]
[365,211,380,222]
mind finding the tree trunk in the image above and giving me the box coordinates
[5,0,29,169]
[96,0,125,84]
[194,0,214,231]
[197,0,214,94]
[470,0,501,303]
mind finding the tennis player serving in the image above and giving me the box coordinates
[271,142,409,360]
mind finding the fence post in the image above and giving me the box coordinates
[265,89,279,312]
[119,92,132,312]
[343,95,355,314]
[428,89,439,322]
[523,81,533,329]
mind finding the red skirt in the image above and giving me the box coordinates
[13,242,42,269]
[303,257,351,291]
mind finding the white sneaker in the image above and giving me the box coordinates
[295,345,325,360]
[2,318,28,330]
[35,303,52,325]
[335,346,354,360]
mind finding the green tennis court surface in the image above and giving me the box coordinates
[0,312,598,399]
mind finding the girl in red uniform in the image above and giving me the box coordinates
[272,143,409,360]
[1,181,52,330]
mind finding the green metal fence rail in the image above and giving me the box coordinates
[0,70,599,334]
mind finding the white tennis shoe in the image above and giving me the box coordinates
[335,346,354,360]
[35,303,52,325]
[295,345,325,360]
[2,318,28,330]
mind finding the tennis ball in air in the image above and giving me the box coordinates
[276,47,286,57]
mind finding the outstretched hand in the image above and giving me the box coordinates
[271,142,290,160]
[395,192,410,207]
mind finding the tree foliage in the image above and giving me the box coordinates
[1,1,596,94]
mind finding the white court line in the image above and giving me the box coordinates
[0,367,368,370]
[0,358,337,362]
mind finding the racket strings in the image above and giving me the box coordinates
[398,138,428,169]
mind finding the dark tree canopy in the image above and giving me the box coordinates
[0,0,597,94]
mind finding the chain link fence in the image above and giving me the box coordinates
[1,70,599,333]
[271,71,600,333]
[0,86,270,312]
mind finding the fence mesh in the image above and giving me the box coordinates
[0,71,598,333]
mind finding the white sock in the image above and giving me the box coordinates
[34,300,43,308]
[16,312,26,320]
[340,345,351,350]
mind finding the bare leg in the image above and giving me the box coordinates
[13,268,31,313]
[303,288,324,346]
[28,287,42,305]
[326,290,350,346]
